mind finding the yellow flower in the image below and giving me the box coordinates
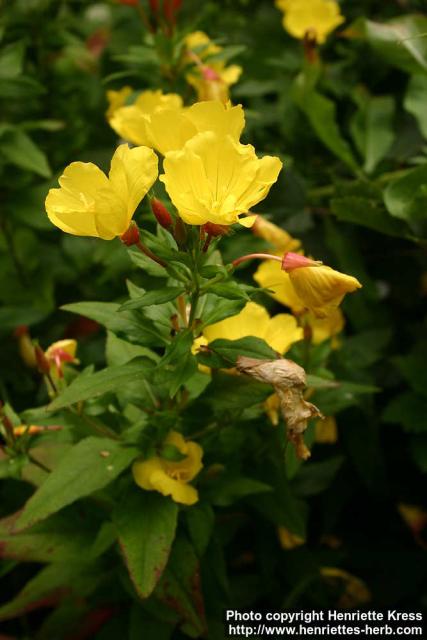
[315,415,337,443]
[200,301,302,354]
[185,31,242,103]
[111,99,244,156]
[160,132,282,226]
[45,144,158,240]
[398,504,427,537]
[45,339,79,378]
[132,431,203,506]
[278,526,305,549]
[277,0,344,44]
[320,567,371,607]
[109,89,183,149]
[252,215,301,253]
[307,308,344,345]
[282,253,362,318]
[254,258,306,314]
[264,393,281,426]
[105,86,133,119]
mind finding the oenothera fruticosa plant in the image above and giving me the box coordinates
[0,99,362,625]
[44,98,361,461]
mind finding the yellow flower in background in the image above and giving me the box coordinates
[398,504,427,537]
[108,89,183,147]
[198,301,303,354]
[320,567,371,608]
[308,308,344,345]
[315,415,338,443]
[147,100,245,156]
[185,30,242,103]
[132,431,203,506]
[278,526,305,549]
[111,99,245,156]
[254,258,306,314]
[45,144,158,240]
[45,339,79,378]
[282,253,362,318]
[160,132,282,226]
[106,86,133,119]
[252,215,301,254]
[276,0,344,44]
[264,393,281,426]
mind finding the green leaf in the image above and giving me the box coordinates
[106,332,159,367]
[0,509,106,564]
[156,536,207,637]
[383,392,427,433]
[197,336,277,369]
[404,74,427,140]
[115,489,178,599]
[293,76,358,171]
[0,126,51,177]
[365,16,427,75]
[61,301,140,334]
[0,41,25,79]
[292,456,344,496]
[0,562,99,622]
[16,438,139,530]
[185,504,215,558]
[331,196,410,238]
[119,286,185,311]
[48,358,153,411]
[200,296,247,327]
[208,474,273,507]
[350,95,395,173]
[383,164,427,235]
[208,281,250,300]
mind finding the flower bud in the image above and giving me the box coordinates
[173,218,187,247]
[14,325,37,368]
[151,198,173,229]
[34,344,50,375]
[120,221,140,247]
[202,222,229,237]
[282,252,319,272]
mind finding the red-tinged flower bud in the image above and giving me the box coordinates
[86,29,109,58]
[282,252,320,272]
[173,218,187,247]
[34,344,50,375]
[201,66,221,82]
[120,221,140,246]
[203,222,230,237]
[151,198,173,229]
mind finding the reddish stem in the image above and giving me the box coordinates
[136,241,166,268]
[232,253,282,268]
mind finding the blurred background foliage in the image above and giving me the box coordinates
[1,0,427,637]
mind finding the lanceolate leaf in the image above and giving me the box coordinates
[16,438,139,530]
[115,490,178,599]
[48,358,154,411]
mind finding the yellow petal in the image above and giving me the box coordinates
[315,416,338,443]
[109,105,151,146]
[203,301,271,343]
[161,132,282,227]
[264,314,303,353]
[109,143,158,227]
[238,214,258,228]
[254,258,306,314]
[185,101,245,141]
[308,308,345,344]
[149,470,199,505]
[282,0,344,44]
[45,339,78,361]
[278,526,305,549]
[106,86,133,119]
[252,215,301,253]
[289,265,362,318]
[132,457,165,491]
